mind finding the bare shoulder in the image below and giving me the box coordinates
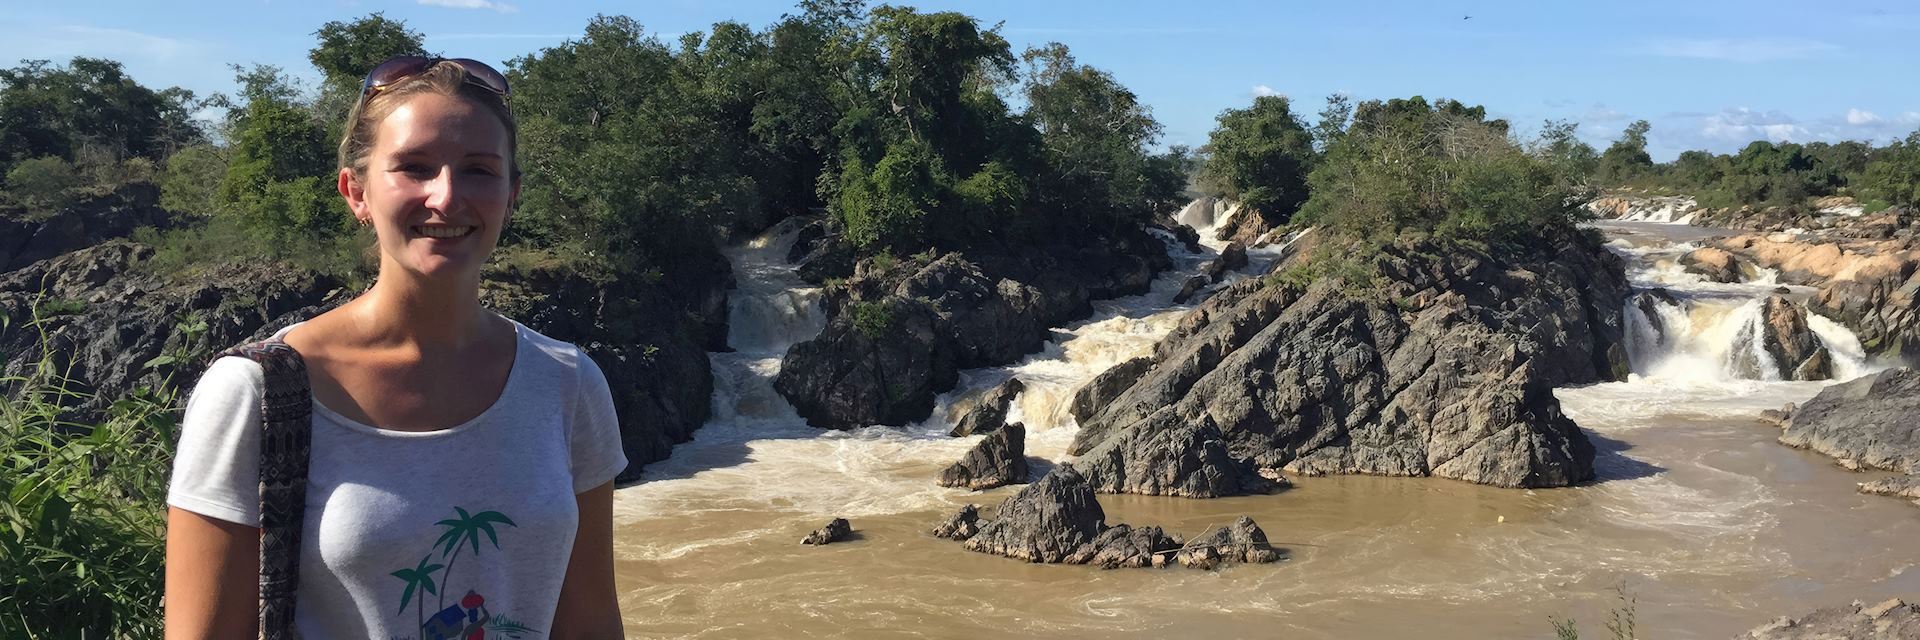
[278,303,358,357]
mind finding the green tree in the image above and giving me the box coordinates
[4,156,83,213]
[1863,130,1920,208]
[1534,119,1599,184]
[1312,93,1354,152]
[1198,95,1316,223]
[308,14,430,134]
[1596,119,1654,183]
[1020,42,1178,231]
[0,57,199,175]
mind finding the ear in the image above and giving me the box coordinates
[338,167,368,221]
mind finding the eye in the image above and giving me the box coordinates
[465,164,501,177]
[393,163,433,176]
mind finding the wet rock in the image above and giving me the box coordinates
[931,504,982,541]
[1220,241,1249,271]
[1732,295,1833,381]
[1172,275,1211,304]
[1063,524,1181,569]
[1174,516,1284,569]
[1681,246,1742,283]
[1069,356,1154,427]
[801,518,852,545]
[948,377,1024,437]
[1757,403,1796,428]
[1860,474,1920,503]
[962,464,1106,563]
[1212,206,1273,245]
[1780,368,1920,473]
[1069,231,1627,489]
[939,423,1029,490]
[1077,410,1256,498]
[1738,598,1920,639]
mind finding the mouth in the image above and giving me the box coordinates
[412,225,476,239]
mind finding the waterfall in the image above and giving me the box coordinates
[708,218,827,424]
[1622,292,1876,385]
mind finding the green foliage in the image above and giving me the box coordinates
[836,138,945,249]
[1595,119,1654,183]
[308,14,431,134]
[1020,43,1183,231]
[1294,95,1580,249]
[160,143,231,217]
[0,57,203,176]
[4,156,84,214]
[1534,119,1599,182]
[1863,130,1920,208]
[1198,95,1315,222]
[0,306,204,638]
[217,77,352,252]
[849,299,897,338]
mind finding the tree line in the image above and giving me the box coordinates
[1,1,1189,292]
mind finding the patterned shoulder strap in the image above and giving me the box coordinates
[213,340,311,640]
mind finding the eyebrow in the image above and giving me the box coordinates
[387,149,505,161]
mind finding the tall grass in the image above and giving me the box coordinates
[0,304,203,638]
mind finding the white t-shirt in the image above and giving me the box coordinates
[167,318,627,639]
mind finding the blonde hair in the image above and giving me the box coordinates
[336,61,519,180]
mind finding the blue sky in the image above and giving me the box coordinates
[4,0,1917,160]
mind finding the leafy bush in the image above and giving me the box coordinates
[0,307,202,638]
[159,144,230,217]
[849,300,897,338]
[1197,95,1315,223]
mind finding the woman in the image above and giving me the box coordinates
[164,57,626,638]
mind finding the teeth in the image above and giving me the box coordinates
[414,226,474,238]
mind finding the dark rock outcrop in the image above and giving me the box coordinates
[778,227,1172,429]
[1069,232,1630,490]
[1173,516,1284,570]
[1219,241,1249,272]
[0,241,344,418]
[938,423,1028,490]
[1,237,729,483]
[948,377,1024,437]
[1739,598,1920,639]
[1731,295,1832,381]
[1779,368,1920,473]
[961,465,1107,563]
[931,504,982,540]
[1069,356,1153,427]
[1212,206,1272,246]
[801,518,852,545]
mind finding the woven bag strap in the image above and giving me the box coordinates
[212,340,311,640]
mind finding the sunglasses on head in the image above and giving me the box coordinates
[360,56,510,106]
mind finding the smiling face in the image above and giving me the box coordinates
[340,91,518,282]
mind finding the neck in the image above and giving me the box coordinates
[352,262,490,349]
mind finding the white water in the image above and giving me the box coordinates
[612,213,1916,638]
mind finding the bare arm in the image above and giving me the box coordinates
[551,480,623,639]
[164,507,258,638]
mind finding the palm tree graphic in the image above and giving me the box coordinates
[433,506,517,610]
[390,554,444,633]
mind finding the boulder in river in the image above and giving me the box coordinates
[1062,524,1182,569]
[1779,367,1920,473]
[1174,516,1284,570]
[1173,274,1211,304]
[961,464,1107,563]
[1680,246,1742,283]
[931,504,982,541]
[1738,598,1920,639]
[948,377,1024,437]
[1859,474,1920,503]
[1731,295,1833,381]
[801,518,853,545]
[938,423,1029,490]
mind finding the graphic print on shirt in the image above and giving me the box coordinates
[389,506,540,640]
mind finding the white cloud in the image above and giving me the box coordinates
[1846,108,1881,125]
[1636,38,1839,63]
[418,0,518,13]
[1698,107,1808,143]
[1251,85,1282,98]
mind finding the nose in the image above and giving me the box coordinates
[423,165,456,212]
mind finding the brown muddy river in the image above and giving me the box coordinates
[611,212,1920,638]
